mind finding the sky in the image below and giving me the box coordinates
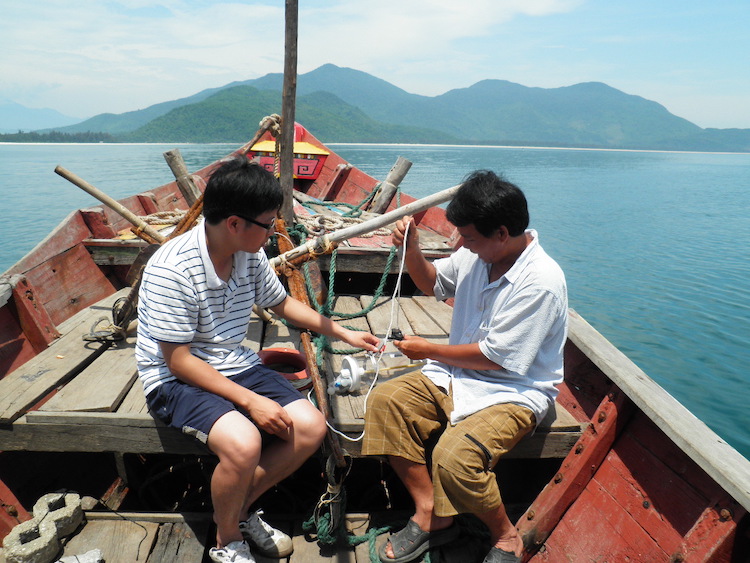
[2,0,749,129]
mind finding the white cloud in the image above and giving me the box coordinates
[1,0,748,128]
[1,0,584,114]
[298,0,581,92]
[1,1,286,115]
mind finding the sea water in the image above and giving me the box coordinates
[1,142,748,460]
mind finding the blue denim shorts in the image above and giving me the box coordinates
[146,363,303,444]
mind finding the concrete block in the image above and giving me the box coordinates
[2,516,60,563]
[2,493,84,563]
[33,493,83,537]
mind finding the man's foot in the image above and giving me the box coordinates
[209,540,256,563]
[239,509,293,558]
[483,546,521,562]
[379,519,459,563]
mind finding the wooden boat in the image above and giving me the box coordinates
[1,122,748,562]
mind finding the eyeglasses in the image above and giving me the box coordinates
[235,214,276,232]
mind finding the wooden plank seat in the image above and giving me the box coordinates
[323,295,585,459]
[0,291,583,461]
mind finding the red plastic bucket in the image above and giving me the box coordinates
[257,348,312,390]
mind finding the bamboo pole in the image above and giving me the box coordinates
[270,183,461,268]
[274,217,347,467]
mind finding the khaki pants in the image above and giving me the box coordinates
[362,370,535,516]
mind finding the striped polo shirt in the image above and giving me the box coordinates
[135,221,287,396]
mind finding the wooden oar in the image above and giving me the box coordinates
[54,166,166,245]
[269,183,461,268]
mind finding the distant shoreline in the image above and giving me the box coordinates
[2,141,749,157]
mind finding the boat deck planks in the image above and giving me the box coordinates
[62,517,161,563]
[0,511,487,563]
[119,377,149,415]
[0,289,131,424]
[38,333,137,413]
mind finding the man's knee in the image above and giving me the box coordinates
[432,434,501,514]
[433,431,489,476]
[209,411,263,466]
[433,460,500,514]
[303,407,328,446]
[287,400,327,446]
[364,378,399,410]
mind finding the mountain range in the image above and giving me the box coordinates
[0,99,81,133]
[6,64,750,152]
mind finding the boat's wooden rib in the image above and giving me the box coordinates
[84,238,148,266]
[5,413,205,455]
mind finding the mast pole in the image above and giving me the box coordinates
[279,0,298,224]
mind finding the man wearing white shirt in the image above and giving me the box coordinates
[363,170,568,563]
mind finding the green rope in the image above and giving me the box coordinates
[302,489,396,561]
[323,246,400,320]
[305,245,398,370]
[342,183,381,218]
[284,183,404,371]
[297,183,380,220]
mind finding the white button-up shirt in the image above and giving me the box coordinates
[421,230,568,425]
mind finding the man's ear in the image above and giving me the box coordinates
[495,225,509,241]
[226,215,243,234]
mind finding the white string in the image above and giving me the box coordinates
[323,221,412,442]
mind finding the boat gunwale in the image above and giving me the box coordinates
[568,308,750,513]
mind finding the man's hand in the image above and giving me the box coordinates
[391,215,419,248]
[340,328,380,353]
[393,334,432,360]
[244,393,294,437]
[395,338,501,371]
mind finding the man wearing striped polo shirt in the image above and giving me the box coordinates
[136,158,379,563]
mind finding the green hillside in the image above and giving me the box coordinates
[123,86,458,144]
[58,87,228,134]
[25,64,750,151]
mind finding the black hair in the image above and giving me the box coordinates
[202,158,283,225]
[446,170,529,237]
